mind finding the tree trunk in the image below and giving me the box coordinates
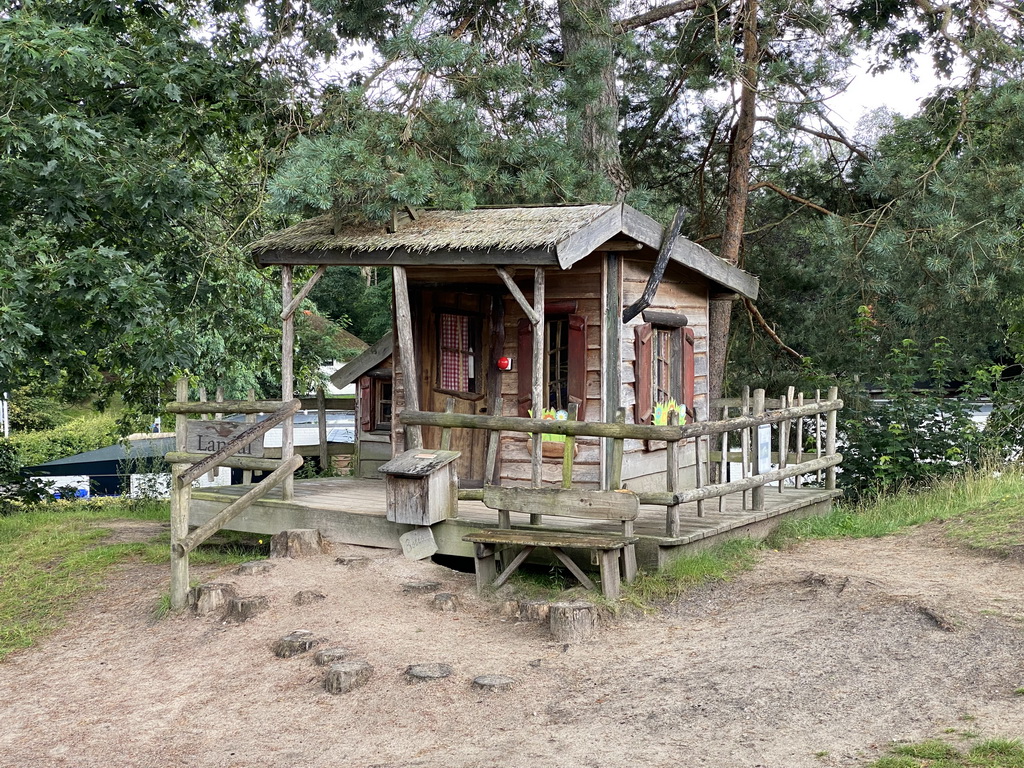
[558,0,629,198]
[707,0,759,413]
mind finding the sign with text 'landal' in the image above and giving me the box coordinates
[185,420,264,458]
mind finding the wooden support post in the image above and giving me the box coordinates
[243,389,255,485]
[603,254,621,491]
[393,265,423,449]
[317,387,329,471]
[740,386,751,510]
[280,264,327,320]
[170,378,191,612]
[826,385,838,491]
[281,265,296,500]
[561,402,578,489]
[474,542,497,591]
[530,266,545,525]
[751,388,766,511]
[795,392,804,488]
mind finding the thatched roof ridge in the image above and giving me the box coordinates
[251,205,617,255]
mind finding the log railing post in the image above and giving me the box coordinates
[751,388,766,511]
[170,377,191,612]
[795,391,804,488]
[242,389,256,485]
[826,385,838,491]
[665,410,680,536]
[317,386,329,472]
[740,386,751,509]
[529,266,545,525]
[815,388,823,485]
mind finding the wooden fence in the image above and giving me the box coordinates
[400,386,842,537]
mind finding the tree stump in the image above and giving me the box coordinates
[293,590,327,606]
[405,663,453,683]
[550,601,596,643]
[236,560,275,576]
[402,580,441,594]
[324,660,373,694]
[472,674,515,692]
[270,529,328,559]
[189,582,236,617]
[223,595,270,622]
[431,593,459,613]
[272,629,319,658]
[519,600,550,623]
[314,647,351,666]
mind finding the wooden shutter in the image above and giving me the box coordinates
[683,327,696,420]
[634,322,654,424]
[567,314,587,419]
[359,376,374,432]
[517,318,533,417]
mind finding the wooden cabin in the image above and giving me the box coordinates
[258,203,759,495]
[167,203,842,608]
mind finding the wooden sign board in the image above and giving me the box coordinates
[185,420,264,458]
[399,527,438,561]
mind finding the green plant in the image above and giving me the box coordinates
[623,539,760,609]
[839,337,983,499]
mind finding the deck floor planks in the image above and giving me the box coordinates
[197,477,834,543]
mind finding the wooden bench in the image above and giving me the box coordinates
[462,486,640,599]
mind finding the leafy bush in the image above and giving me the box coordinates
[839,338,983,498]
[5,414,119,468]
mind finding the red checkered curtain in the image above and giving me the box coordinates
[440,313,470,391]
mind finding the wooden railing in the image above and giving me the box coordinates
[400,386,842,537]
[164,380,303,611]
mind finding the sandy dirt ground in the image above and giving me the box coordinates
[2,522,1024,768]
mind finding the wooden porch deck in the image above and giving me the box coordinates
[190,477,839,570]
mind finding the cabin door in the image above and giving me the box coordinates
[415,289,496,488]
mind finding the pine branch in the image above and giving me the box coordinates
[748,181,838,217]
[755,116,870,161]
[743,298,804,361]
[613,0,708,34]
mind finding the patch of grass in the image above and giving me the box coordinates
[0,498,263,659]
[869,739,1024,768]
[622,538,760,609]
[768,467,1024,556]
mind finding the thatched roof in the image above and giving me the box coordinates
[252,203,759,299]
[251,205,616,256]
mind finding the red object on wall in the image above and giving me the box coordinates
[497,356,513,371]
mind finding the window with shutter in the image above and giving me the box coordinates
[516,314,587,418]
[636,318,693,426]
[634,322,654,424]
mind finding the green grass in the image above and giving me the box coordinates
[623,538,760,609]
[769,467,1024,555]
[0,498,263,660]
[871,739,1024,767]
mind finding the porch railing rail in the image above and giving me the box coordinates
[400,386,841,537]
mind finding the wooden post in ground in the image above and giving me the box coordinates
[393,265,422,449]
[815,388,823,485]
[530,266,545,524]
[170,377,191,611]
[751,388,766,512]
[826,385,838,491]
[281,266,296,500]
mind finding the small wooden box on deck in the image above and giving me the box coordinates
[380,449,461,526]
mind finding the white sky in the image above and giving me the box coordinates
[826,55,947,131]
